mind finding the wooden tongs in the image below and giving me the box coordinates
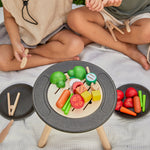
[102,9,131,41]
[0,92,20,143]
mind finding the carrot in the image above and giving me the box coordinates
[56,89,71,108]
[133,96,141,113]
[120,106,137,116]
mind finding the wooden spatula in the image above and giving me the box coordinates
[0,120,14,143]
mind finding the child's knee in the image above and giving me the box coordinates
[142,27,150,43]
[67,9,84,29]
[138,23,150,43]
[67,36,84,56]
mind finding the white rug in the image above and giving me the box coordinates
[0,6,150,150]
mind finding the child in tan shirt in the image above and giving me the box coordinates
[0,0,84,71]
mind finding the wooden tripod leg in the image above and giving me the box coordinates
[96,126,111,150]
[38,124,51,148]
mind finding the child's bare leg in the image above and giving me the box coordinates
[30,30,84,59]
[0,45,80,71]
[0,30,84,71]
[67,7,150,70]
[114,19,150,44]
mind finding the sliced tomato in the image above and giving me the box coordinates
[70,94,84,109]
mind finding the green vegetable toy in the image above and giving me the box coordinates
[67,66,86,80]
[50,71,66,88]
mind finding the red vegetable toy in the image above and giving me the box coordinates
[117,90,124,101]
[115,101,123,111]
[123,98,133,108]
[125,87,138,98]
[70,94,84,109]
[72,82,83,93]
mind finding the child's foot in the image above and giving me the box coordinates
[126,44,150,70]
[55,56,80,63]
[73,56,80,60]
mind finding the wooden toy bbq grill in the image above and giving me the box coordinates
[33,61,117,150]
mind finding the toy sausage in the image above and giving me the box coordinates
[133,96,141,113]
[56,89,70,108]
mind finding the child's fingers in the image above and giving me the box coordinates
[108,0,114,5]
[90,0,100,10]
[95,2,104,12]
[114,0,122,6]
[89,0,96,7]
[14,51,22,62]
[86,0,90,7]
[26,53,32,58]
[27,54,32,57]
[90,0,104,11]
[105,0,122,7]
[103,0,111,7]
[102,0,109,6]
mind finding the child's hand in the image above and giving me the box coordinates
[86,0,104,12]
[12,42,26,62]
[103,0,122,7]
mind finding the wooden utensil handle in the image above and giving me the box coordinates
[0,119,14,143]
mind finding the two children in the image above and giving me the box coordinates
[0,0,150,71]
[0,0,84,71]
[68,0,150,70]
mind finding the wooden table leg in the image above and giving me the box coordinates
[96,126,112,150]
[38,124,51,148]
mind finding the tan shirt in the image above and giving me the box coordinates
[2,0,73,46]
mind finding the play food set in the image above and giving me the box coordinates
[117,90,124,101]
[33,60,116,149]
[123,98,133,108]
[50,65,102,116]
[50,71,66,88]
[125,87,138,98]
[0,84,34,143]
[0,84,33,120]
[0,92,20,143]
[48,65,110,116]
[116,84,150,118]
